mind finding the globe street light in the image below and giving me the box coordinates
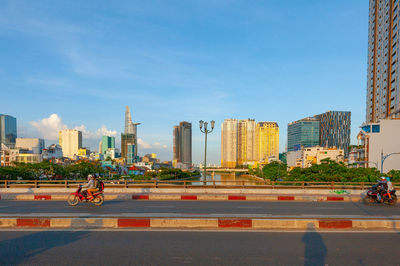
[199,120,215,181]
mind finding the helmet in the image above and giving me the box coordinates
[380,176,386,180]
[87,174,93,180]
[386,177,391,182]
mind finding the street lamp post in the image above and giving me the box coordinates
[199,120,215,181]
[380,151,400,174]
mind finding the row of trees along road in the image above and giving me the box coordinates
[249,159,400,182]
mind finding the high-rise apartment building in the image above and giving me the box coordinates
[255,122,279,163]
[173,121,192,166]
[287,117,320,152]
[367,0,400,122]
[237,119,256,165]
[59,129,82,159]
[0,114,17,149]
[221,119,238,168]
[100,136,115,154]
[221,119,279,168]
[287,111,351,158]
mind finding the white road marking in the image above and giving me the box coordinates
[237,206,263,209]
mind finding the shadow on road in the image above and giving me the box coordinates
[0,231,88,265]
[302,223,327,266]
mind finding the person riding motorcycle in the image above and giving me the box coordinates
[376,176,389,202]
[82,174,99,201]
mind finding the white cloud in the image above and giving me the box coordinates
[29,114,116,144]
[30,114,67,140]
[138,138,168,149]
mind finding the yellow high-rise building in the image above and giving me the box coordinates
[255,122,279,163]
[237,119,256,165]
[221,119,238,168]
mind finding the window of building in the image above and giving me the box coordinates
[372,125,380,133]
[362,125,371,133]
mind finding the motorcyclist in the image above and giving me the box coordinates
[376,176,388,202]
[82,174,98,201]
[386,177,395,197]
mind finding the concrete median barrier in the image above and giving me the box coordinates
[0,215,399,231]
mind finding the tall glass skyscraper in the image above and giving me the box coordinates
[173,121,192,166]
[101,136,115,154]
[287,118,320,152]
[0,114,17,149]
[367,0,400,122]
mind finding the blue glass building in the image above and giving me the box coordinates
[0,114,17,148]
[287,118,320,152]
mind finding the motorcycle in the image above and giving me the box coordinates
[363,184,397,205]
[67,184,104,206]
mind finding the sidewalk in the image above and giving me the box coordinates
[0,192,362,202]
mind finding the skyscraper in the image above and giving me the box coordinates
[316,111,351,157]
[0,114,17,149]
[221,119,238,168]
[173,122,192,166]
[237,119,256,165]
[101,136,115,154]
[59,129,82,159]
[287,117,320,152]
[121,106,140,163]
[367,0,400,122]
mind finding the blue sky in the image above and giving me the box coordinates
[0,0,368,164]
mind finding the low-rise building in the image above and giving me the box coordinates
[287,146,344,168]
[15,138,45,154]
[17,153,43,164]
[0,145,19,166]
[42,144,63,161]
[358,119,400,172]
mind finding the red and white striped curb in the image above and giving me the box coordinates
[0,194,359,202]
[0,217,398,230]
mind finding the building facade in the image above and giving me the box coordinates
[255,122,279,163]
[121,133,136,164]
[316,111,351,157]
[367,0,400,123]
[59,129,82,159]
[287,118,320,152]
[173,121,192,167]
[101,136,115,154]
[358,119,400,172]
[0,114,17,149]
[124,106,139,159]
[15,138,45,154]
[221,119,279,168]
[287,146,344,168]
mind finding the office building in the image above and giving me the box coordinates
[255,122,279,163]
[15,138,45,154]
[221,119,238,168]
[173,121,192,167]
[121,133,136,164]
[316,111,351,157]
[367,0,400,123]
[0,114,17,149]
[288,111,351,158]
[100,136,115,154]
[59,129,82,159]
[287,117,320,152]
[121,106,139,163]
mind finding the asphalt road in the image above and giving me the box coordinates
[0,230,399,265]
[0,200,399,217]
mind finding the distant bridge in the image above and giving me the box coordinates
[203,168,249,173]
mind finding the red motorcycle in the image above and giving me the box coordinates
[363,184,397,205]
[67,184,104,206]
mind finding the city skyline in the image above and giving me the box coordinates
[1,1,369,164]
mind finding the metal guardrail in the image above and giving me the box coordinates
[0,180,399,190]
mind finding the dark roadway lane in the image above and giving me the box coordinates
[0,200,399,217]
[0,231,399,265]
